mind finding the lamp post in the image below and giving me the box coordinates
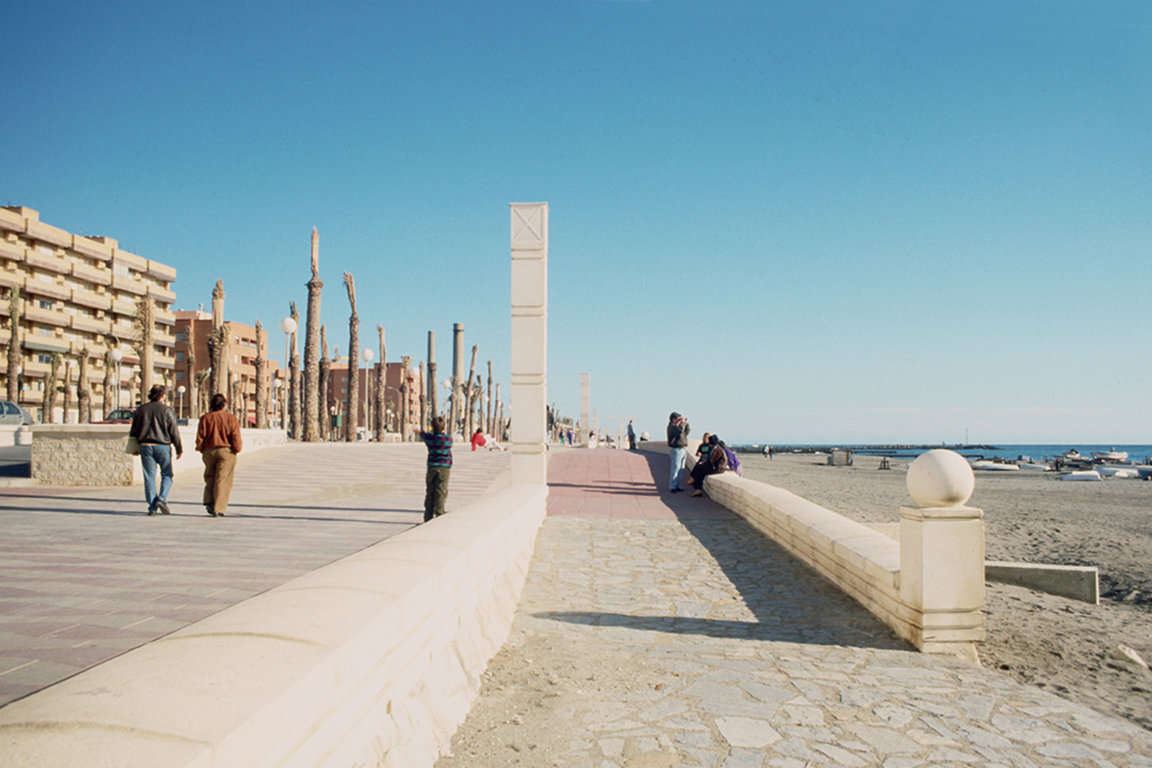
[272,378,283,428]
[110,347,123,410]
[279,316,296,376]
[361,347,374,440]
[177,385,186,420]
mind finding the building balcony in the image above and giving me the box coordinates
[70,314,112,334]
[71,261,112,286]
[23,278,72,302]
[110,297,137,316]
[24,249,71,274]
[147,283,176,303]
[155,354,175,370]
[156,308,176,326]
[71,235,114,262]
[0,270,23,290]
[155,331,177,347]
[0,238,25,262]
[111,274,148,296]
[71,288,112,311]
[112,249,148,272]
[147,261,177,282]
[24,306,71,329]
[25,219,73,249]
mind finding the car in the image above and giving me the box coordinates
[101,408,136,424]
[0,400,34,425]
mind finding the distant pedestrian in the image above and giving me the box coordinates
[471,427,486,451]
[196,393,243,517]
[627,420,636,450]
[129,384,183,516]
[420,415,453,521]
[667,411,690,493]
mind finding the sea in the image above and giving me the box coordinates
[742,444,1152,464]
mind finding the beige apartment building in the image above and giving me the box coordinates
[0,206,177,422]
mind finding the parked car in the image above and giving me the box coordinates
[100,408,136,424]
[0,400,34,425]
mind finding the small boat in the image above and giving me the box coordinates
[1017,461,1052,471]
[1096,464,1139,478]
[1091,448,1129,462]
[970,459,1020,471]
[1061,470,1102,482]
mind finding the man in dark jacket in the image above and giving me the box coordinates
[129,384,183,516]
[666,411,690,493]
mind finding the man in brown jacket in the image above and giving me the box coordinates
[195,393,243,517]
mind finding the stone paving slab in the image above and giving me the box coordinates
[439,449,1152,767]
[0,442,509,707]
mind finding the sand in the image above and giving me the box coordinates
[739,450,1152,732]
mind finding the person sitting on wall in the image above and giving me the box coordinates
[471,427,487,451]
[690,434,730,497]
[686,432,712,488]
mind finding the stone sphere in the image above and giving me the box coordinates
[907,449,974,507]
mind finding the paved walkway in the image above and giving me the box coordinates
[440,449,1152,767]
[0,442,509,707]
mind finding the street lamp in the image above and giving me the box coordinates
[177,385,186,420]
[361,347,374,440]
[279,316,296,374]
[110,347,123,410]
[272,377,283,429]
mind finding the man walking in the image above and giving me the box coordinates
[627,419,636,450]
[130,384,183,516]
[196,393,243,517]
[420,415,453,521]
[667,411,689,493]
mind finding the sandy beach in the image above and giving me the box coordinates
[738,450,1152,732]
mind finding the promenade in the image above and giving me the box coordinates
[440,448,1152,767]
[0,442,510,707]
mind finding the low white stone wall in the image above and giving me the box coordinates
[638,442,982,658]
[0,482,549,767]
[0,425,33,446]
[29,425,288,486]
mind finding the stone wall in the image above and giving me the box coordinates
[0,483,549,767]
[30,425,289,486]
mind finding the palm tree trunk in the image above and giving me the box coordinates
[319,325,330,440]
[78,349,91,423]
[6,287,21,403]
[343,273,358,442]
[303,228,322,441]
[45,353,60,423]
[254,320,268,429]
[426,330,437,422]
[486,360,493,435]
[288,302,300,439]
[375,325,386,441]
[134,296,155,405]
[464,345,477,438]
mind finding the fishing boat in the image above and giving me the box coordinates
[1091,448,1129,462]
[970,459,1019,471]
[1061,470,1102,482]
[1017,460,1052,471]
[1096,464,1140,478]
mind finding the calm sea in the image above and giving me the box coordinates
[758,444,1152,463]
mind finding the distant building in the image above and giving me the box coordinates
[0,206,177,422]
[328,360,422,438]
[173,310,281,426]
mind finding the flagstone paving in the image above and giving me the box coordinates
[438,449,1152,767]
[0,441,509,707]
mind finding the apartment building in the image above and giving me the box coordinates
[173,310,281,425]
[0,206,176,422]
[328,360,423,437]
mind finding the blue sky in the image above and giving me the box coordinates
[4,1,1149,444]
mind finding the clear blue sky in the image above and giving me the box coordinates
[4,1,1149,444]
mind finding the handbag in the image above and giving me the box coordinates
[125,436,140,455]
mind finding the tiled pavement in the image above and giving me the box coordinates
[440,449,1152,767]
[0,441,509,708]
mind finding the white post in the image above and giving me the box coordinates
[509,203,548,485]
[900,449,986,661]
[579,373,590,447]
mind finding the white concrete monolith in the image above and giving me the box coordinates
[510,203,548,485]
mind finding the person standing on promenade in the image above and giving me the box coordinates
[130,384,183,516]
[420,415,453,521]
[195,393,243,517]
[627,419,636,450]
[667,411,690,493]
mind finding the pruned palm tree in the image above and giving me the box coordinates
[343,273,358,442]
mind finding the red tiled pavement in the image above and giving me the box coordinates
[547,448,734,520]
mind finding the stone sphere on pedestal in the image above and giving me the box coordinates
[907,449,974,508]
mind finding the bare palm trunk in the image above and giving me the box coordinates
[78,349,91,423]
[303,228,322,441]
[45,353,60,423]
[427,330,437,422]
[464,344,478,438]
[399,355,411,442]
[343,273,358,442]
[133,296,155,405]
[62,359,73,424]
[319,325,330,440]
[418,361,426,432]
[6,287,21,403]
[288,302,300,439]
[486,360,493,435]
[374,325,386,441]
[186,321,198,419]
[254,320,268,428]
[102,348,115,418]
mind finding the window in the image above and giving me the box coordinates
[175,333,186,342]
[39,300,52,309]
[37,354,51,364]
[36,328,51,337]
[175,352,185,361]
[175,371,185,380]
[113,263,130,277]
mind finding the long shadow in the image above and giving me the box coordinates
[623,451,910,651]
[0,493,410,515]
[0,500,422,525]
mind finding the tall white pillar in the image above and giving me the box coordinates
[510,203,548,485]
[579,373,590,446]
